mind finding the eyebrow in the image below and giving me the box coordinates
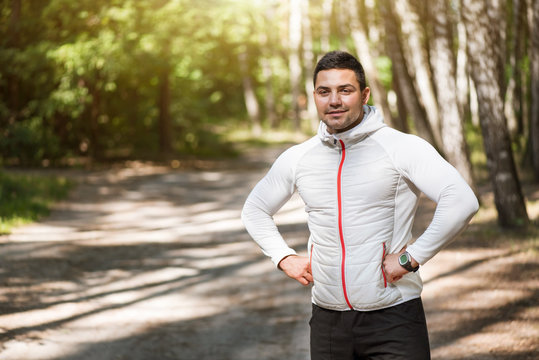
[315,84,357,91]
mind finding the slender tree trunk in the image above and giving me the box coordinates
[288,0,302,132]
[320,0,333,53]
[515,0,527,135]
[347,0,395,128]
[301,0,318,132]
[158,66,172,156]
[238,51,262,136]
[461,0,529,227]
[456,14,469,120]
[261,58,277,129]
[8,0,21,44]
[260,8,278,129]
[428,0,475,188]
[469,77,480,127]
[83,78,101,160]
[529,0,539,180]
[395,0,443,146]
[128,88,139,140]
[7,0,21,120]
[391,71,410,133]
[336,0,350,52]
[505,0,526,136]
[380,0,433,138]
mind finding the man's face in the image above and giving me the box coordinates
[313,69,370,134]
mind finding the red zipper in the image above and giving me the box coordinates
[337,139,353,309]
[309,243,314,275]
[381,243,388,288]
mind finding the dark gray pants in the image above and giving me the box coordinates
[310,298,431,360]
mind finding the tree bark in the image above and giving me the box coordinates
[288,0,302,132]
[301,0,318,132]
[320,0,333,53]
[261,57,277,129]
[347,0,395,128]
[260,8,278,129]
[380,0,434,138]
[529,0,539,180]
[455,13,469,121]
[395,0,443,147]
[461,0,529,227]
[505,0,527,136]
[158,66,172,156]
[238,51,262,136]
[428,0,475,188]
[7,0,21,119]
[391,71,410,134]
[336,0,351,52]
[469,77,480,128]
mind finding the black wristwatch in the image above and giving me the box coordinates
[398,251,419,272]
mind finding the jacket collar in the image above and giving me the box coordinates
[317,105,386,147]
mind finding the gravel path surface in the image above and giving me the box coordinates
[1,147,537,359]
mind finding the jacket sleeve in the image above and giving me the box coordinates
[241,148,299,267]
[391,134,479,265]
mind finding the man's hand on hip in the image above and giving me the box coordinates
[278,255,313,286]
[383,247,419,283]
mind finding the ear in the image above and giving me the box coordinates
[362,87,371,105]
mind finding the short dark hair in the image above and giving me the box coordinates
[313,51,367,90]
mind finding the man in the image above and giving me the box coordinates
[241,51,478,359]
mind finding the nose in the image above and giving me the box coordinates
[329,91,342,106]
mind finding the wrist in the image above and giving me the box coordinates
[398,251,419,272]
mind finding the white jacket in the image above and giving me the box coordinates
[242,105,479,311]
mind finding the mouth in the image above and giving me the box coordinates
[326,109,348,115]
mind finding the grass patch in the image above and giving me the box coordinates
[0,171,74,234]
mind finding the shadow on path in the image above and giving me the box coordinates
[0,146,537,360]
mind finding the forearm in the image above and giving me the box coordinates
[241,199,297,266]
[407,181,479,265]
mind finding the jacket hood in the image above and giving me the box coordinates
[318,105,386,146]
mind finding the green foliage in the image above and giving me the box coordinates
[0,0,531,175]
[0,171,74,234]
[0,0,259,165]
[374,56,393,89]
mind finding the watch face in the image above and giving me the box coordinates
[399,253,408,265]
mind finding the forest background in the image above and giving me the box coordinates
[1,0,538,229]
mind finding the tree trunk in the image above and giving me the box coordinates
[301,0,318,132]
[320,0,333,53]
[461,0,529,227]
[347,0,395,128]
[456,14,469,120]
[391,71,410,133]
[529,0,539,180]
[7,0,21,119]
[288,0,302,132]
[261,58,277,129]
[158,66,172,156]
[395,0,444,147]
[238,51,262,136]
[85,79,101,160]
[336,0,351,52]
[380,0,434,139]
[428,0,475,188]
[505,0,527,136]
[260,9,278,129]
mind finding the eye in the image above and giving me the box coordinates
[317,89,329,96]
[340,88,351,94]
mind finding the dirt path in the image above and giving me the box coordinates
[0,147,537,360]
